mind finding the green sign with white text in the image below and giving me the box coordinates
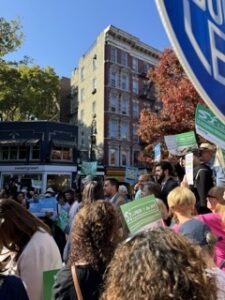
[164,131,197,155]
[195,104,225,150]
[120,195,163,234]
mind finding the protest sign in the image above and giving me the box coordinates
[80,161,97,175]
[29,197,57,217]
[43,269,59,300]
[120,195,163,234]
[125,167,139,185]
[164,131,197,156]
[195,104,225,150]
[185,153,193,185]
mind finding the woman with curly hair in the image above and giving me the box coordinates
[52,200,121,300]
[101,227,217,300]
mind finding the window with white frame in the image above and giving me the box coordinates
[0,145,27,161]
[109,92,118,112]
[80,88,85,102]
[109,148,118,166]
[111,47,117,63]
[121,95,129,115]
[93,57,97,70]
[92,101,96,114]
[120,120,129,139]
[109,68,118,88]
[121,51,128,66]
[92,78,97,90]
[121,150,129,167]
[120,72,129,90]
[109,119,118,138]
[51,147,72,161]
[132,78,139,94]
[132,102,139,118]
[81,67,85,80]
[132,57,139,72]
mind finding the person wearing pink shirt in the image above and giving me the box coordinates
[197,186,225,270]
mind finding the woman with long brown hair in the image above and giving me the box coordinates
[0,199,62,300]
[53,200,121,300]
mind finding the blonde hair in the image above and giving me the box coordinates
[208,186,225,224]
[168,187,196,215]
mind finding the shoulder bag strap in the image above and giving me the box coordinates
[71,265,84,300]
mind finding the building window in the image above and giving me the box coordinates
[92,101,96,114]
[121,150,129,167]
[120,72,129,90]
[133,150,140,166]
[109,119,118,138]
[121,95,129,115]
[0,146,27,161]
[121,51,128,66]
[109,148,119,166]
[132,102,139,118]
[132,78,139,94]
[80,88,85,102]
[109,92,118,112]
[110,68,118,88]
[30,144,40,160]
[143,62,149,74]
[92,78,96,90]
[51,147,72,161]
[80,109,84,121]
[120,120,129,139]
[81,67,85,80]
[132,58,139,72]
[132,124,139,142]
[93,56,97,70]
[111,47,117,63]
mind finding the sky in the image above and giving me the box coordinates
[1,0,170,78]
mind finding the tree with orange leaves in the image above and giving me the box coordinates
[138,48,203,146]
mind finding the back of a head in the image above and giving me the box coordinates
[69,200,120,270]
[0,198,50,254]
[144,181,162,198]
[82,180,104,205]
[102,227,217,300]
[118,185,128,194]
[167,186,196,212]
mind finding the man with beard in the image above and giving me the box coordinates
[154,161,178,207]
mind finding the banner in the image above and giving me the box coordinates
[164,131,197,156]
[120,195,163,234]
[125,167,139,185]
[80,161,97,175]
[195,104,225,150]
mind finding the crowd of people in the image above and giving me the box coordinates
[0,142,225,299]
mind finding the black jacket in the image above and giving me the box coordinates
[52,265,103,300]
[161,178,179,207]
[192,163,214,210]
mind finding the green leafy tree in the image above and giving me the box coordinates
[0,17,23,57]
[0,17,60,121]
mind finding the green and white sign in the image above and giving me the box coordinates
[125,167,138,185]
[195,104,225,150]
[120,195,163,234]
[80,161,97,175]
[164,131,197,156]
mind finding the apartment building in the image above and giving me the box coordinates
[71,25,160,175]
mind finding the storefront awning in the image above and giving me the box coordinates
[0,139,26,146]
[52,139,76,148]
[25,139,40,145]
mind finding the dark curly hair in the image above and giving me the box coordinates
[102,227,217,300]
[68,200,120,271]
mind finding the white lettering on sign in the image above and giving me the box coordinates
[184,0,225,85]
